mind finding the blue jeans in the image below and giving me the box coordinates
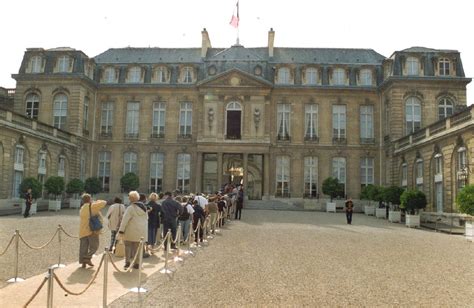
[179,219,191,241]
[148,225,158,246]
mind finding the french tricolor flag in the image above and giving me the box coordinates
[229,1,239,28]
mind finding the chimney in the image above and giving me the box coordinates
[201,28,212,58]
[268,28,275,58]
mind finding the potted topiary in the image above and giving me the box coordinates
[66,178,84,209]
[19,177,42,215]
[120,172,139,205]
[84,177,102,196]
[455,185,474,241]
[44,176,65,211]
[400,189,427,228]
[322,177,344,213]
[374,186,387,219]
[383,186,405,223]
[360,184,376,216]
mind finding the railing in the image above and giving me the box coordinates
[429,120,446,135]
[178,134,192,139]
[277,135,291,142]
[150,132,165,139]
[100,131,112,138]
[360,137,375,144]
[332,137,346,144]
[451,109,472,126]
[124,133,139,139]
[304,135,319,142]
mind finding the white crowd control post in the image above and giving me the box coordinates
[174,225,183,263]
[131,238,147,293]
[103,248,109,307]
[7,230,24,283]
[160,231,173,274]
[183,222,194,256]
[52,225,65,268]
[46,267,54,308]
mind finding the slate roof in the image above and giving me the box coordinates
[94,48,202,64]
[400,46,458,53]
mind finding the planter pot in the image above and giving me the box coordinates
[375,208,386,219]
[69,199,81,209]
[21,202,37,216]
[48,200,61,212]
[406,214,420,228]
[326,202,336,213]
[388,211,401,223]
[465,221,473,242]
[364,205,375,216]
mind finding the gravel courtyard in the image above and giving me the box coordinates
[1,209,473,306]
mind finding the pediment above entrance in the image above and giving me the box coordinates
[197,68,273,89]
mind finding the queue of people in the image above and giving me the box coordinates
[78,185,244,270]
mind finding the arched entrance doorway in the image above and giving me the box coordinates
[226,101,241,139]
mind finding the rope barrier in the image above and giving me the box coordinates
[0,233,15,256]
[58,225,79,239]
[22,276,48,307]
[18,229,59,250]
[53,254,105,296]
[107,238,146,273]
[148,231,168,254]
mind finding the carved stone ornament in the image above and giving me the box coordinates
[253,108,261,130]
[208,108,215,130]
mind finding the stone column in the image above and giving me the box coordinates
[263,153,270,199]
[217,152,223,190]
[195,152,202,193]
[243,153,248,192]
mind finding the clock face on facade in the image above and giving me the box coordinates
[230,76,240,86]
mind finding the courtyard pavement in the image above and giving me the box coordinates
[0,208,473,307]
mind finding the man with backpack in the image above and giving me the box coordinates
[178,197,194,242]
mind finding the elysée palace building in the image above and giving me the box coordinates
[0,29,472,213]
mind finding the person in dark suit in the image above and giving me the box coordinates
[345,198,354,224]
[24,188,32,218]
[160,191,183,250]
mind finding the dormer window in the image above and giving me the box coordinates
[127,66,142,83]
[359,69,372,86]
[304,68,318,85]
[104,67,116,83]
[153,66,168,83]
[182,67,193,83]
[30,56,42,73]
[406,57,419,76]
[57,56,70,73]
[439,58,450,76]
[332,68,346,85]
[277,67,290,84]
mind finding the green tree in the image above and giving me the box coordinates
[322,177,344,202]
[19,177,43,199]
[44,176,65,199]
[84,177,102,195]
[120,172,140,193]
[66,178,84,196]
[400,189,427,215]
[360,184,377,205]
[383,186,405,209]
[456,185,474,216]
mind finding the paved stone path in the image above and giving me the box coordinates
[0,209,473,306]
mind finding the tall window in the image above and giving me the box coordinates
[332,157,346,193]
[152,102,166,137]
[179,102,192,136]
[150,153,164,192]
[104,67,116,83]
[401,163,407,187]
[226,101,242,139]
[277,104,291,140]
[438,97,454,120]
[439,58,450,76]
[332,68,346,85]
[406,57,419,75]
[100,102,113,136]
[434,154,443,175]
[304,157,318,197]
[304,104,318,140]
[30,56,42,73]
[126,102,140,137]
[360,157,374,187]
[58,155,65,177]
[276,156,290,197]
[434,153,443,212]
[360,105,374,142]
[53,94,68,130]
[13,146,25,199]
[359,69,372,86]
[305,68,318,85]
[98,151,111,192]
[332,105,346,139]
[405,97,421,134]
[57,56,70,73]
[25,94,39,119]
[177,153,191,193]
[83,97,89,130]
[80,151,86,181]
[416,159,423,191]
[123,152,138,175]
[183,67,193,83]
[457,147,467,189]
[128,66,141,83]
[277,67,290,84]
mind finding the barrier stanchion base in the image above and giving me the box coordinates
[7,277,25,283]
[51,263,66,269]
[182,249,195,256]
[174,256,184,262]
[207,235,214,239]
[130,287,147,293]
[159,268,175,274]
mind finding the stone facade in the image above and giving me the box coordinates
[0,30,472,212]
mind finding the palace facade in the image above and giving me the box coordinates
[0,29,472,213]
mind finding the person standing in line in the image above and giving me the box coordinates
[117,191,148,270]
[160,191,183,250]
[235,186,244,220]
[24,188,33,218]
[178,196,194,242]
[105,197,125,252]
[147,193,161,249]
[207,195,218,233]
[79,194,106,268]
[345,198,354,224]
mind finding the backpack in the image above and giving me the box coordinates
[178,204,190,221]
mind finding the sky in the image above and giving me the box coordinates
[1,0,472,101]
